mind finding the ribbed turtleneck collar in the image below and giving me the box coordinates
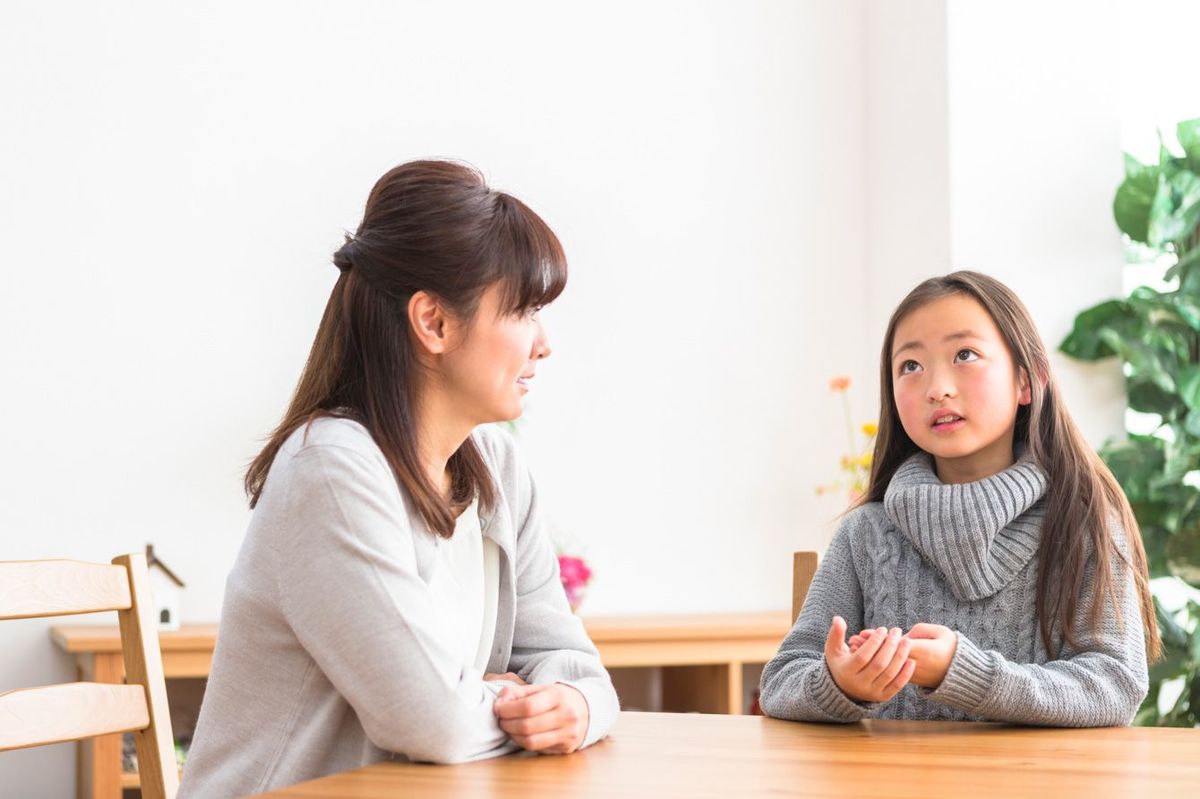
[882,451,1048,601]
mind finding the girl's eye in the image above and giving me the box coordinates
[525,305,543,320]
[955,348,979,363]
[898,360,920,375]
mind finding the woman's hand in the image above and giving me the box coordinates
[493,683,589,754]
[484,672,528,686]
[824,616,915,704]
[850,623,958,689]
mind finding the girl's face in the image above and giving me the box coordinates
[890,293,1031,484]
[440,282,551,424]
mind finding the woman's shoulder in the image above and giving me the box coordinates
[274,416,390,477]
[280,415,376,454]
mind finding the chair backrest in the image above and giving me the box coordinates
[792,551,818,623]
[0,553,178,799]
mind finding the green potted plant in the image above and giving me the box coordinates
[1061,117,1200,726]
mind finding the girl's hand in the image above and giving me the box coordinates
[484,672,528,686]
[493,683,589,754]
[904,623,958,688]
[823,616,915,704]
[850,624,959,688]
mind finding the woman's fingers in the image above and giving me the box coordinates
[495,684,557,717]
[484,672,527,685]
[499,706,565,737]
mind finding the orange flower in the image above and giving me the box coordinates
[829,376,851,392]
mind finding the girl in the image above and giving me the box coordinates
[180,161,618,798]
[760,271,1159,726]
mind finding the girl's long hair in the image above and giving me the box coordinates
[863,271,1160,661]
[245,160,566,537]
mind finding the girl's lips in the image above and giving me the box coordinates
[932,418,965,433]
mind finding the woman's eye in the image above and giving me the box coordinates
[955,349,979,363]
[899,360,920,375]
[524,305,543,320]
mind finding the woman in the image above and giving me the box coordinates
[180,160,618,798]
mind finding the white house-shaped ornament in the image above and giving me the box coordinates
[145,544,185,631]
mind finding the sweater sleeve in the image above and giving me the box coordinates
[271,444,518,764]
[759,520,880,723]
[496,436,619,750]
[924,526,1150,727]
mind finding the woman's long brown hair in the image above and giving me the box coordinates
[245,160,566,537]
[863,271,1161,661]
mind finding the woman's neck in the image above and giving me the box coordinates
[413,387,476,498]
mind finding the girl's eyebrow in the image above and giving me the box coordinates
[892,330,982,359]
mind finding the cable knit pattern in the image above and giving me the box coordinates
[759,453,1149,727]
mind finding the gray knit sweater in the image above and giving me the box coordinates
[760,453,1149,727]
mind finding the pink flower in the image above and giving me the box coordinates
[558,555,593,610]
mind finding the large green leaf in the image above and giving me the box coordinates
[1114,159,1161,243]
[1104,436,1167,500]
[1148,170,1200,248]
[1059,299,1132,360]
[1167,520,1200,586]
[1178,366,1200,413]
[1178,118,1200,174]
[1156,595,1191,649]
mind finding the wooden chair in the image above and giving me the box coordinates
[0,553,178,799]
[792,551,818,623]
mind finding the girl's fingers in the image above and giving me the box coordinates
[882,658,917,697]
[849,626,889,673]
[906,623,942,640]
[824,616,848,658]
[864,628,902,679]
[872,637,912,687]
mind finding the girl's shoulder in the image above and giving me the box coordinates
[832,501,892,546]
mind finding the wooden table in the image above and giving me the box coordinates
[51,611,792,798]
[253,711,1200,798]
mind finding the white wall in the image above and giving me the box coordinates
[0,2,869,794]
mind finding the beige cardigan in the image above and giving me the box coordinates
[179,419,618,798]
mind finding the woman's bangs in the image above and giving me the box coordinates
[491,194,568,314]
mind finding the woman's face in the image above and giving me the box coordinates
[439,283,552,424]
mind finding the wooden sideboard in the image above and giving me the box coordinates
[51,611,791,799]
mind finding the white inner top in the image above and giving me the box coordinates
[430,497,500,673]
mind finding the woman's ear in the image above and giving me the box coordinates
[1017,367,1033,406]
[409,291,449,355]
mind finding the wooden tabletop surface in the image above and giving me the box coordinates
[251,710,1200,798]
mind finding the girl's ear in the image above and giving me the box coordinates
[1017,367,1033,406]
[409,291,449,355]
